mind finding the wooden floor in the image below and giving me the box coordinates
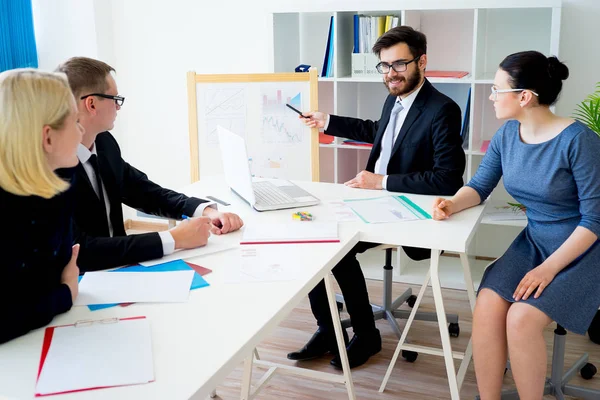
[214,279,600,400]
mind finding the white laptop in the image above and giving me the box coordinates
[217,126,320,212]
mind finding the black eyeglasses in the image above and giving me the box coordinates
[80,93,125,107]
[375,55,421,74]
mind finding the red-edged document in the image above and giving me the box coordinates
[240,222,340,245]
[35,316,154,397]
[424,70,469,79]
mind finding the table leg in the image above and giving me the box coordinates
[240,354,254,400]
[430,249,460,399]
[324,273,356,400]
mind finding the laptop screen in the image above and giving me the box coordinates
[217,126,256,206]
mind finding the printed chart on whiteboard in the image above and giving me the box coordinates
[204,87,246,144]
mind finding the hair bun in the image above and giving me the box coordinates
[547,56,569,81]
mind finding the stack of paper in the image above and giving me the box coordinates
[36,316,154,396]
[240,222,339,244]
[74,271,195,306]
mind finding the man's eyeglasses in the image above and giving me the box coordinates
[490,86,539,102]
[375,55,421,74]
[80,93,125,107]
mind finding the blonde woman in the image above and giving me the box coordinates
[0,69,84,344]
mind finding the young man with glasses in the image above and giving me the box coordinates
[57,57,243,271]
[289,26,465,369]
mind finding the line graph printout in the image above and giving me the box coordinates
[204,87,246,144]
[261,87,304,144]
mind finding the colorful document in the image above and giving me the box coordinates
[87,260,210,311]
[344,195,431,224]
[75,271,194,306]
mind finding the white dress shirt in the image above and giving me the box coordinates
[323,81,424,189]
[77,143,216,256]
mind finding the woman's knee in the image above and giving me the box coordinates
[506,303,552,339]
[474,288,510,324]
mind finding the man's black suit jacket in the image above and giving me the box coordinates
[326,79,465,196]
[72,132,207,271]
[326,79,465,260]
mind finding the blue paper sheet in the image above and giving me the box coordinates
[83,259,209,311]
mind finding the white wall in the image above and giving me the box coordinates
[555,0,600,117]
[32,0,600,193]
[31,0,99,70]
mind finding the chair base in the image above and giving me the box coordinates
[335,248,459,339]
[476,325,600,400]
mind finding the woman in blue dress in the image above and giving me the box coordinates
[0,69,84,343]
[432,51,600,399]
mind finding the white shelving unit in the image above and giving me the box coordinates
[270,1,561,276]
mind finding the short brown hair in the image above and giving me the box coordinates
[372,26,427,59]
[56,57,115,98]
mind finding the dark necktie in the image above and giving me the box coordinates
[88,154,107,217]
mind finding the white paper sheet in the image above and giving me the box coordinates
[74,271,194,305]
[326,201,361,222]
[139,241,237,266]
[223,247,300,283]
[240,222,338,243]
[344,196,422,224]
[36,317,154,395]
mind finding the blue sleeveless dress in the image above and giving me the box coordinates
[467,120,600,335]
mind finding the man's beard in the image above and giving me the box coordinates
[384,68,422,97]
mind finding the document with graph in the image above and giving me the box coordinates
[344,195,431,224]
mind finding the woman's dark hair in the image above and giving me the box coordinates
[372,26,427,59]
[499,50,569,106]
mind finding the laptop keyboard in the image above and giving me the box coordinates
[253,181,296,205]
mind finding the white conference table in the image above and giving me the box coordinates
[180,176,486,400]
[0,177,485,400]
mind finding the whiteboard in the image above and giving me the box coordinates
[187,71,319,183]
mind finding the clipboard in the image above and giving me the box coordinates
[35,316,154,397]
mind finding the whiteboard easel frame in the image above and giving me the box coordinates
[186,70,320,183]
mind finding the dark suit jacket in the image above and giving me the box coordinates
[71,132,207,271]
[0,173,75,344]
[326,79,465,196]
[326,79,465,260]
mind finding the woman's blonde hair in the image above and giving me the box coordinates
[0,69,75,198]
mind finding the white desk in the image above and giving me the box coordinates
[0,177,485,400]
[182,177,486,400]
[0,223,359,399]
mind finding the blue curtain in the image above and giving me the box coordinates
[0,0,38,72]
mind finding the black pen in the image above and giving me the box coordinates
[207,195,230,206]
[286,103,310,119]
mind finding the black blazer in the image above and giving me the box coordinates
[326,79,465,196]
[0,174,75,344]
[71,132,207,271]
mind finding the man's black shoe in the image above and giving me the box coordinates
[287,328,349,361]
[330,329,382,369]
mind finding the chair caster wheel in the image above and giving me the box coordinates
[449,323,460,337]
[407,295,417,308]
[336,301,344,312]
[402,350,418,363]
[581,363,597,380]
